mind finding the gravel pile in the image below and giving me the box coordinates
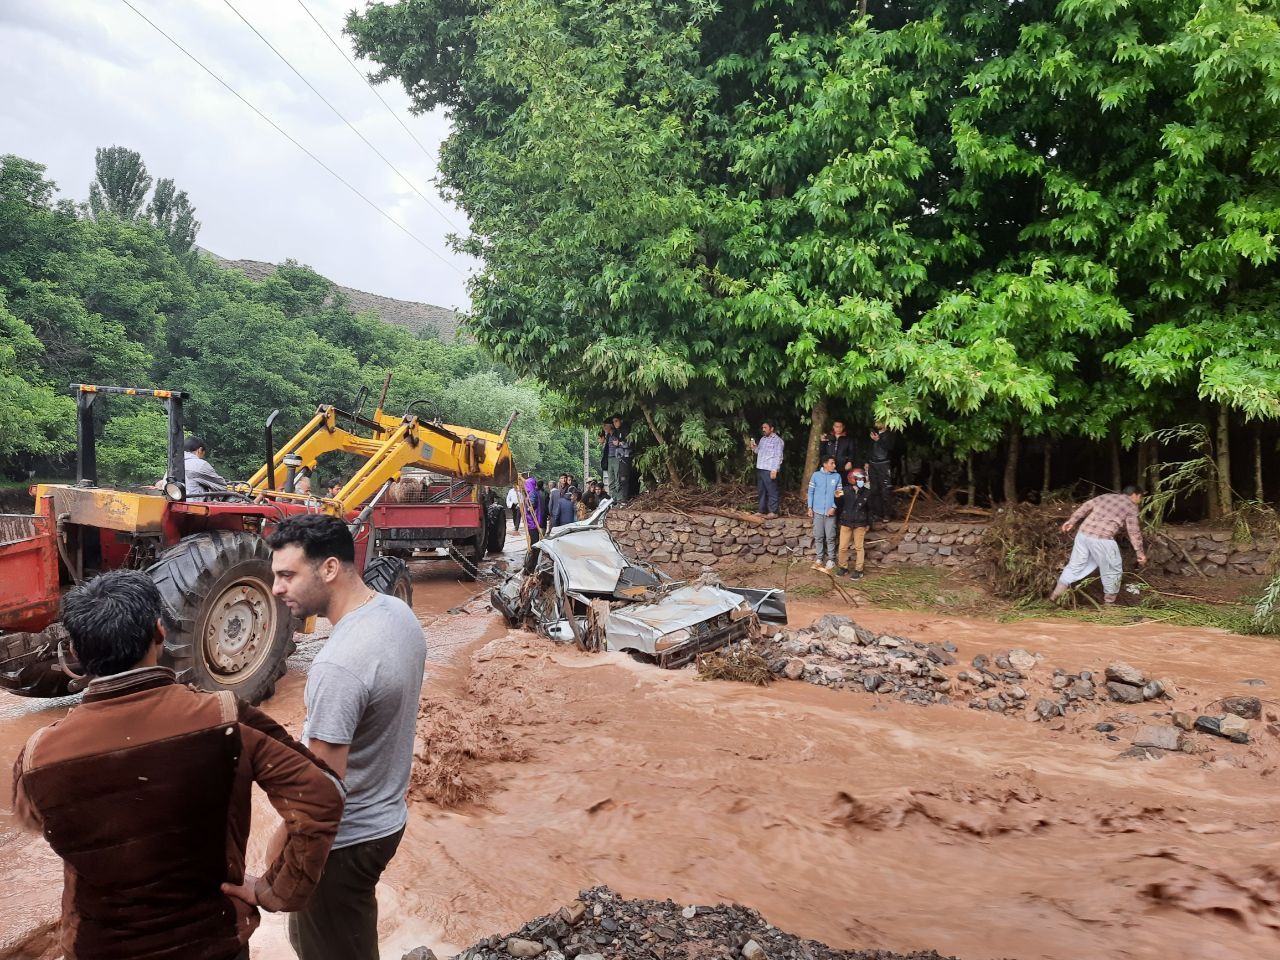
[404,886,954,960]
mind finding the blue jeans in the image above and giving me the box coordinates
[757,468,779,514]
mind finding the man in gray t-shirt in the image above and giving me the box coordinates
[266,514,426,960]
[303,593,424,848]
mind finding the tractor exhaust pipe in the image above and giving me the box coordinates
[264,409,280,492]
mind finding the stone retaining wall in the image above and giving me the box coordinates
[604,511,1275,578]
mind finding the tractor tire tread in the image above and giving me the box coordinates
[149,530,291,705]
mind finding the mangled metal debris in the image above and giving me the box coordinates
[492,507,787,667]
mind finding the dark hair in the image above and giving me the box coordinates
[266,513,355,564]
[1122,484,1144,496]
[822,454,837,465]
[184,435,207,453]
[61,570,162,676]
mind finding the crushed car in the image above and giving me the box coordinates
[491,504,786,667]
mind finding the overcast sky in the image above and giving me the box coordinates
[0,0,474,310]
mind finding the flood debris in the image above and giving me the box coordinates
[492,508,786,667]
[403,885,955,960]
[696,647,773,686]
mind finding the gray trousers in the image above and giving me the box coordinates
[1058,533,1123,595]
[811,514,837,562]
[608,457,622,500]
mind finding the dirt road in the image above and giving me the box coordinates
[2,541,1278,959]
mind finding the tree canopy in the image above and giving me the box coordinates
[350,0,1280,510]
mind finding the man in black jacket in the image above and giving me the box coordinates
[835,467,872,579]
[820,420,858,475]
[864,423,898,523]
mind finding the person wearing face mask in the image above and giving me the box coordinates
[835,467,872,579]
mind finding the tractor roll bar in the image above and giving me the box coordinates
[70,384,190,488]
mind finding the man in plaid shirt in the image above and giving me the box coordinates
[750,421,784,518]
[1050,486,1148,605]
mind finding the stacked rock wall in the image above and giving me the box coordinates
[603,511,1274,578]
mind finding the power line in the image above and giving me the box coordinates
[294,0,444,172]
[117,0,464,275]
[220,0,465,234]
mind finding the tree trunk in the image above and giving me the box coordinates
[1109,433,1122,492]
[1041,442,1052,497]
[1255,424,1264,502]
[640,404,680,488]
[582,428,590,485]
[802,397,827,491]
[1003,423,1021,503]
[1215,403,1232,516]
[966,452,976,507]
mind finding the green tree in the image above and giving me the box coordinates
[146,178,201,254]
[0,296,74,462]
[88,146,152,221]
[97,406,169,486]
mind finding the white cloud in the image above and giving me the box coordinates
[0,0,474,310]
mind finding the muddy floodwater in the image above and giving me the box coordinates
[3,539,1278,960]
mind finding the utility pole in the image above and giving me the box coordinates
[583,427,590,483]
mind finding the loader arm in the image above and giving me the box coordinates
[244,404,517,514]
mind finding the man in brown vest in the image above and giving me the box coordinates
[12,570,343,960]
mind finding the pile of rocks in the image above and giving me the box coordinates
[759,615,962,706]
[759,614,1089,716]
[1018,659,1175,721]
[405,885,954,960]
[1125,695,1270,757]
[756,617,1187,726]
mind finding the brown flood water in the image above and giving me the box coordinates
[3,548,1279,959]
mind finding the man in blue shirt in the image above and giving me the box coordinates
[807,454,842,570]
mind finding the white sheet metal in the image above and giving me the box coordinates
[534,527,630,594]
[604,585,747,653]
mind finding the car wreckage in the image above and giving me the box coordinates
[491,505,786,667]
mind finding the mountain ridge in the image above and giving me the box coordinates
[200,249,462,339]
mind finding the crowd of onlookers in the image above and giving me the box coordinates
[753,418,901,580]
[504,414,909,581]
[505,473,611,542]
[503,414,636,546]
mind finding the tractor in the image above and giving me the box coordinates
[0,380,517,704]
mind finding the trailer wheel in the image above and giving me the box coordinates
[150,531,295,705]
[485,504,508,555]
[363,556,413,606]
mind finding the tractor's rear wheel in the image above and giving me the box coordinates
[150,531,294,705]
[485,504,508,555]
[363,556,413,606]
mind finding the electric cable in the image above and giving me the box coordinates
[220,0,465,233]
[293,0,444,171]
[117,0,465,275]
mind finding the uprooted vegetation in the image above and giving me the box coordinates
[696,646,773,686]
[977,504,1074,599]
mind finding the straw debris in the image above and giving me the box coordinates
[696,646,773,686]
